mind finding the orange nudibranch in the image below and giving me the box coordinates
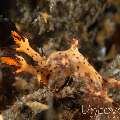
[0,31,103,90]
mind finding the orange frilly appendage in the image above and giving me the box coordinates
[0,56,18,66]
[0,55,38,77]
[11,31,46,66]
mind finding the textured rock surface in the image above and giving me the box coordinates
[0,0,120,120]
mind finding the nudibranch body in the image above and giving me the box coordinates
[42,38,103,89]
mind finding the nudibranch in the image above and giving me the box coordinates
[0,31,103,90]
